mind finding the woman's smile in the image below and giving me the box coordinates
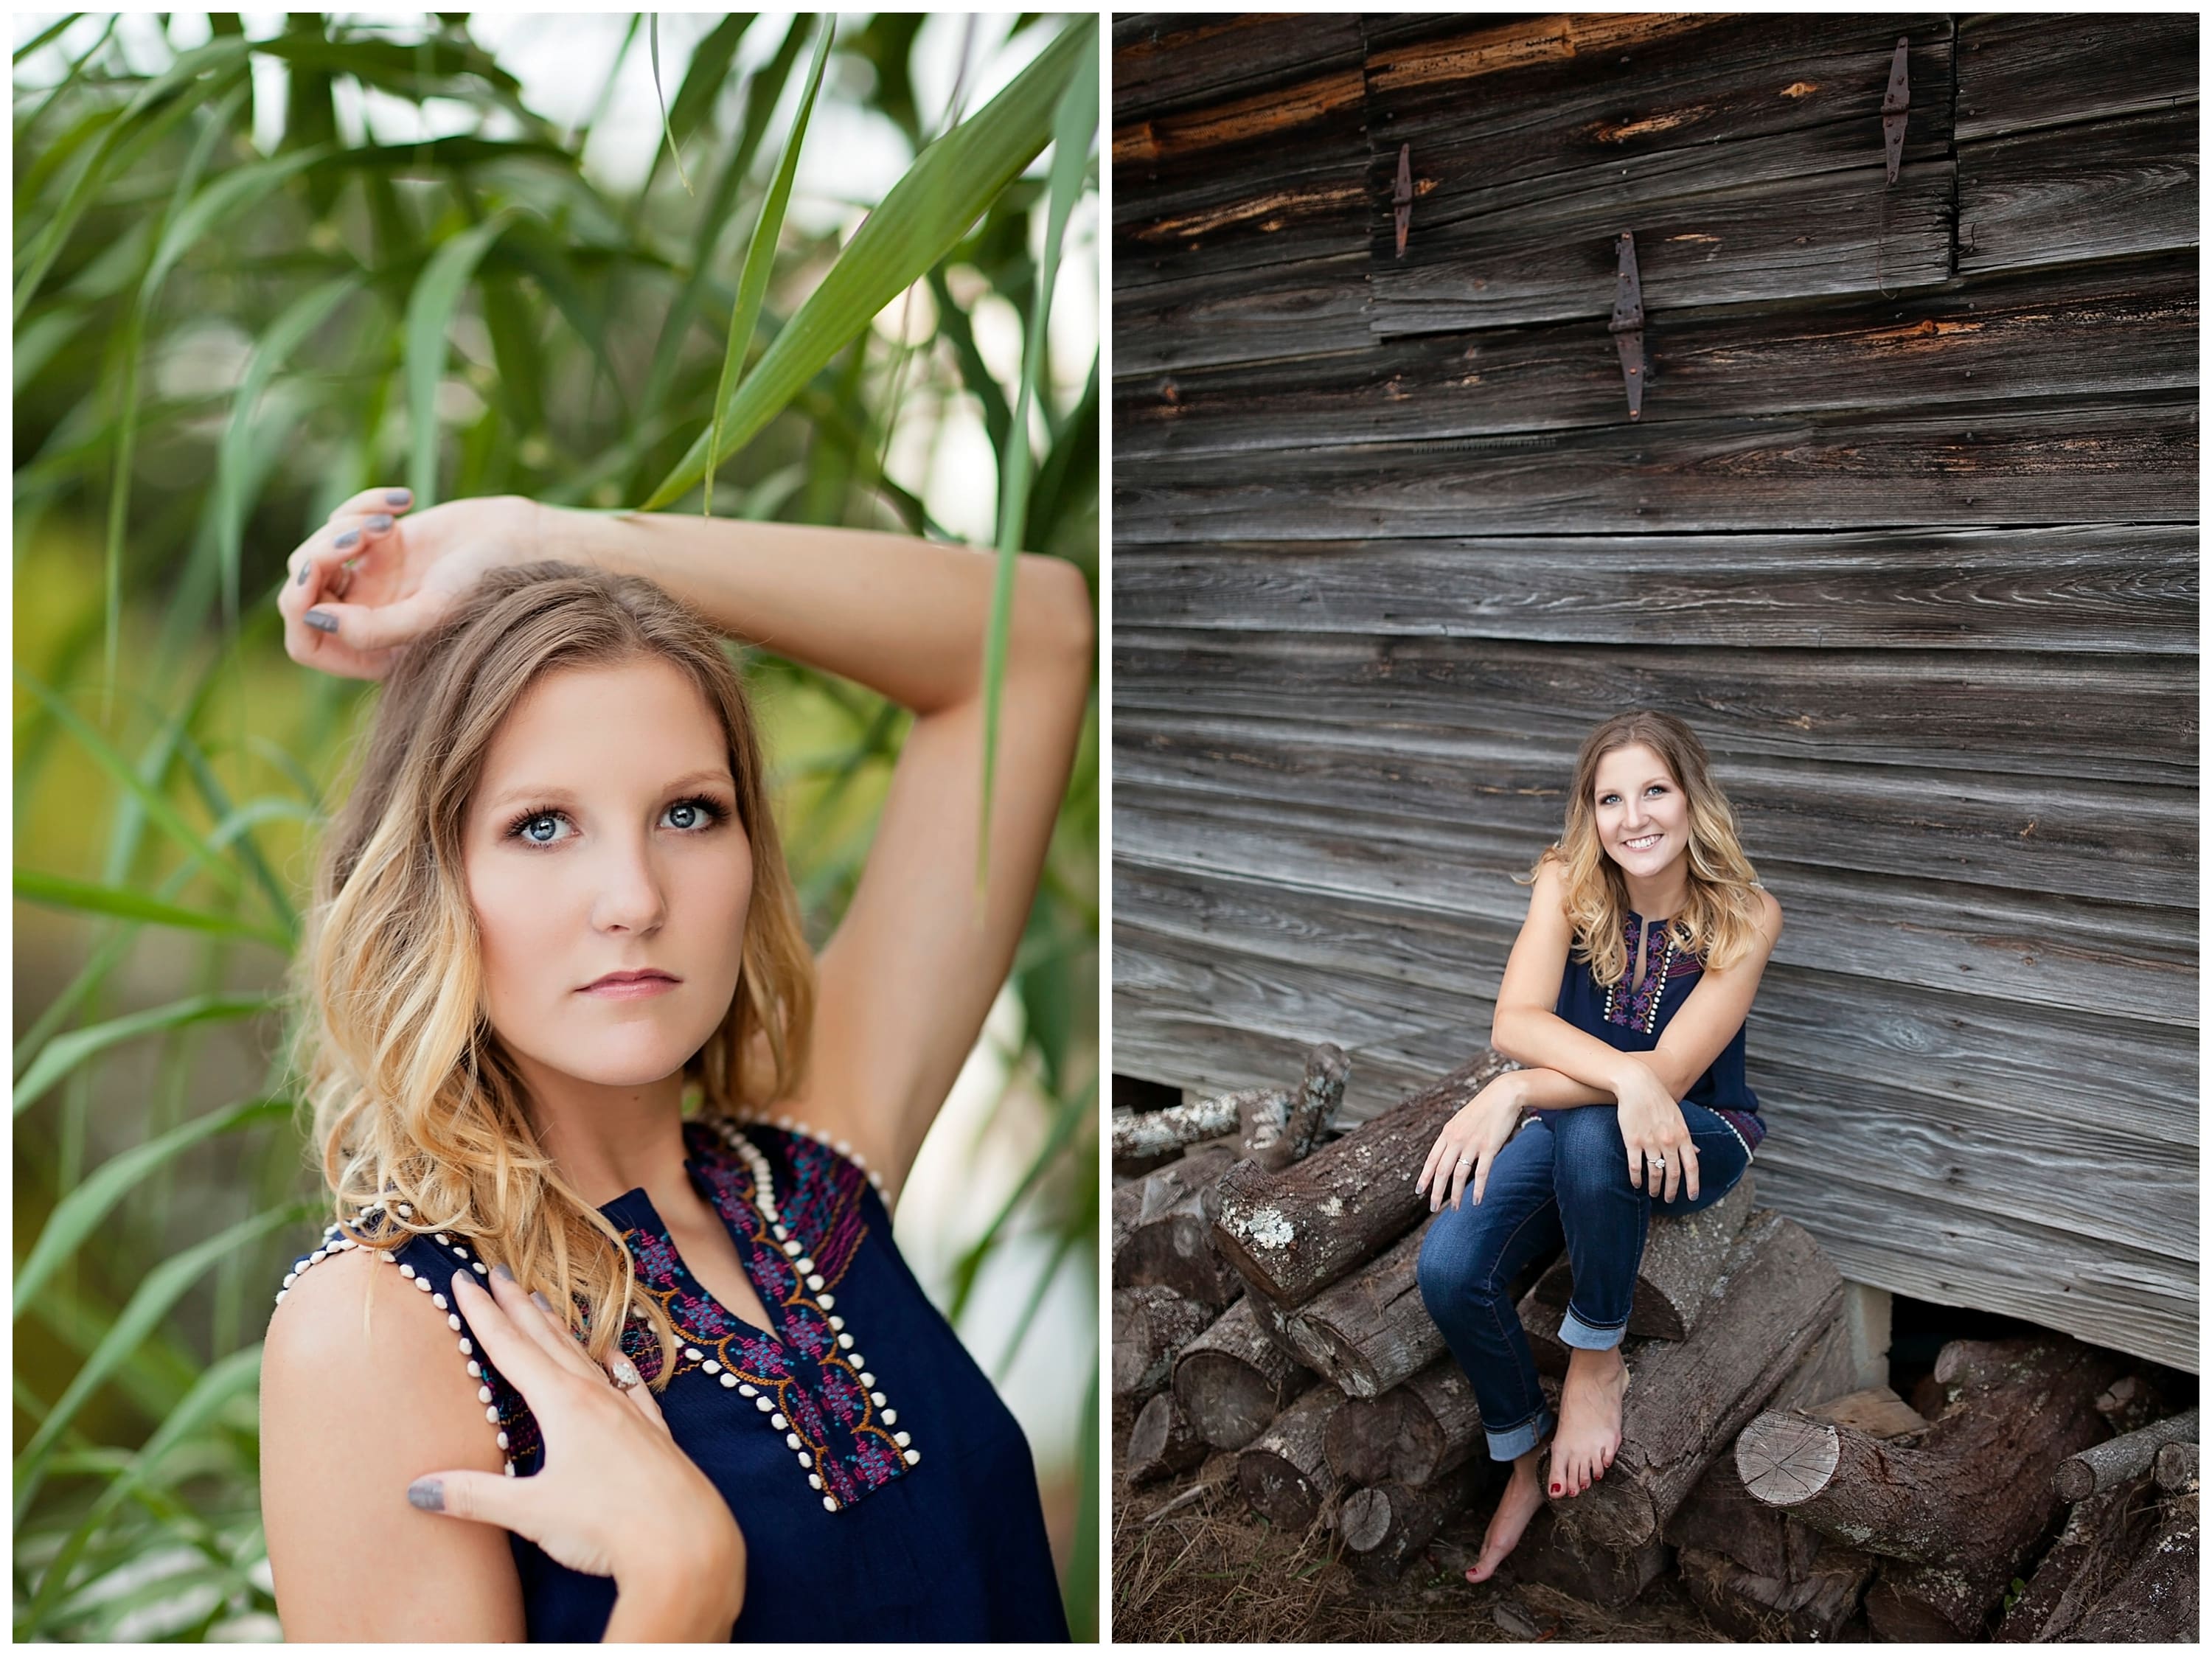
[580,970,682,1000]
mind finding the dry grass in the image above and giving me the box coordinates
[1113,1455,1731,1643]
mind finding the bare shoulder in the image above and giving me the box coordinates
[1528,853,1570,911]
[261,1245,524,1639]
[1753,884,1784,939]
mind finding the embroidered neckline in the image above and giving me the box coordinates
[603,1119,917,1514]
[1604,910,1697,1034]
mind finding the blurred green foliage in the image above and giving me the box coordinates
[13,11,1098,1640]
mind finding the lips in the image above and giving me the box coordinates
[580,970,678,992]
[1622,833,1663,852]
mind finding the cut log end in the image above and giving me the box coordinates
[1736,1411,1843,1507]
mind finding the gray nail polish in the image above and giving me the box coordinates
[333,528,361,549]
[304,610,338,633]
[386,489,412,506]
[406,1478,445,1511]
[493,1262,515,1282]
[367,512,393,531]
[294,563,309,585]
[531,1290,554,1312]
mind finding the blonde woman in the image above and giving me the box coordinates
[1413,710,1782,1585]
[257,490,1091,1640]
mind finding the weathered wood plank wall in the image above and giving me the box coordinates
[1110,13,2199,1369]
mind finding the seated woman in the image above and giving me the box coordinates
[1413,709,1781,1584]
[257,490,1091,1640]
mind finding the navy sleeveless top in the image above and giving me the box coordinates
[272,1117,1068,1641]
[1553,907,1767,1155]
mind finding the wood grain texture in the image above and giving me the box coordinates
[1112,527,2198,655]
[1955,13,2198,142]
[1114,392,2199,540]
[1363,13,1950,192]
[1114,703,2197,898]
[1959,108,2199,279]
[1113,251,1374,375]
[1116,257,2199,455]
[1112,13,1366,125]
[1367,158,1955,334]
[1115,630,2197,788]
[1114,794,2199,1026]
[1113,917,2197,1262]
[1110,857,2197,1140]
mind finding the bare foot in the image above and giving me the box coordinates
[1465,1448,1547,1584]
[1551,1346,1630,1498]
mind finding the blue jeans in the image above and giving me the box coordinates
[1414,1101,1753,1461]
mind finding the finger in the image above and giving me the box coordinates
[1682,1144,1700,1204]
[296,590,442,655]
[617,1363,671,1433]
[1626,1144,1644,1192]
[1469,1147,1492,1207]
[406,1466,533,1531]
[448,1270,591,1397]
[327,484,416,523]
[1416,1134,1440,1200]
[1663,1152,1681,1205]
[1449,1145,1473,1211]
[493,1269,612,1385]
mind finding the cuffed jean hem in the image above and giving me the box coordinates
[1559,1304,1630,1350]
[1484,1405,1557,1462]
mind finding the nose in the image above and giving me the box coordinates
[588,832,667,936]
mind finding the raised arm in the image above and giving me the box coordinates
[276,491,1093,1195]
[538,507,1094,1193]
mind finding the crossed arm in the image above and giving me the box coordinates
[1487,860,1784,1108]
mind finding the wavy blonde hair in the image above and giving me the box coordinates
[1526,710,1765,984]
[287,560,815,1388]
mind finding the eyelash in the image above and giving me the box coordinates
[502,793,731,848]
[1599,785,1669,806]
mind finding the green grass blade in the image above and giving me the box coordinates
[11,871,292,951]
[13,993,280,1118]
[705,13,833,518]
[10,663,244,901]
[14,1096,293,1318]
[640,18,1091,509]
[13,13,83,64]
[647,15,692,196]
[13,1201,313,1525]
[404,208,520,505]
[668,13,754,152]
[978,20,1097,887]
[215,274,359,628]
[23,1345,264,1638]
[1066,1357,1099,1638]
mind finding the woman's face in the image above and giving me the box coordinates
[1591,741,1691,881]
[462,657,753,1092]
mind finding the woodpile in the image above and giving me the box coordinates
[1114,1050,2197,1638]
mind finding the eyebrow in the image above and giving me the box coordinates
[480,768,735,813]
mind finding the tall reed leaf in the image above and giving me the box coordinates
[15,1097,294,1318]
[405,208,520,505]
[23,1345,265,1638]
[215,275,359,630]
[704,15,833,518]
[13,993,280,1117]
[11,664,245,901]
[641,18,1091,509]
[978,20,1096,886]
[14,1203,314,1524]
[12,871,292,952]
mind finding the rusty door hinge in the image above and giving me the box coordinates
[1881,36,1909,184]
[1610,231,1645,420]
[1393,144,1413,257]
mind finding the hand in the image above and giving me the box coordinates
[276,490,541,681]
[1416,1074,1526,1212]
[1612,1059,1699,1203]
[404,1264,745,1623]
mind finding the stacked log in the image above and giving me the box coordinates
[1734,1335,2126,1640]
[1995,1405,2199,1642]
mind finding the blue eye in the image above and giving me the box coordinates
[514,811,566,846]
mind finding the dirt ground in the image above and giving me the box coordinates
[1113,1459,1734,1643]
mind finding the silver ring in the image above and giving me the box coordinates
[1456,1154,1475,1167]
[608,1355,642,1391]
[1652,1155,1666,1168]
